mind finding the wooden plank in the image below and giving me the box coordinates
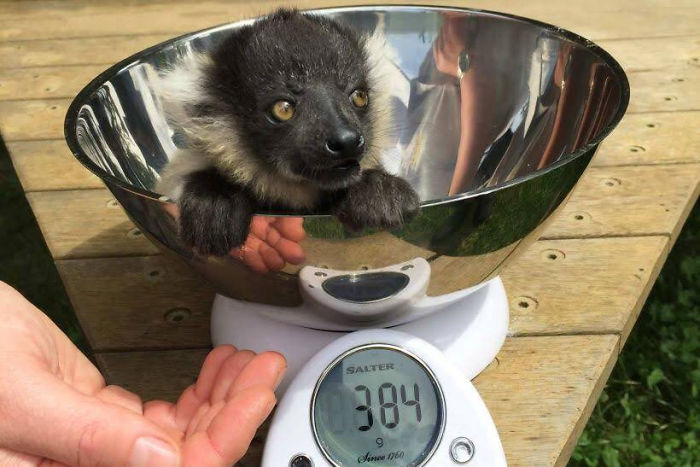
[0,65,106,100]
[25,189,160,259]
[5,140,103,191]
[0,35,172,68]
[0,43,696,142]
[475,335,619,466]
[95,348,209,403]
[596,35,700,73]
[627,67,700,114]
[0,98,68,141]
[52,236,667,350]
[23,164,698,260]
[6,109,698,193]
[95,334,619,466]
[501,236,668,340]
[0,0,698,41]
[541,163,700,241]
[0,92,696,146]
[1,64,697,113]
[3,32,696,72]
[591,111,700,167]
[57,255,215,351]
[0,1,275,41]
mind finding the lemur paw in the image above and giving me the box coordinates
[178,169,255,257]
[333,169,420,232]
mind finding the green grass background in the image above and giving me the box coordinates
[570,203,699,466]
[0,137,696,465]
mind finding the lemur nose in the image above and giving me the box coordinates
[325,130,364,158]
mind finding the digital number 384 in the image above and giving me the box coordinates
[354,383,422,431]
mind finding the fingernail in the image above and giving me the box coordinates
[129,437,179,467]
[273,364,287,390]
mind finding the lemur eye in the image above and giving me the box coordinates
[271,100,295,121]
[350,89,369,108]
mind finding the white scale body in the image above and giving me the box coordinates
[211,259,510,466]
[262,330,506,466]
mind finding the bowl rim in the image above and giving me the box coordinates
[64,3,630,214]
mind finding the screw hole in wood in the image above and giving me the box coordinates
[164,307,191,324]
[514,296,538,311]
[542,249,566,261]
[602,178,621,187]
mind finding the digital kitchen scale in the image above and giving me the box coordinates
[261,329,507,466]
[211,262,510,466]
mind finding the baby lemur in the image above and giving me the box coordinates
[157,9,419,257]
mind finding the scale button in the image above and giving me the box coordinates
[450,437,475,463]
[289,454,313,467]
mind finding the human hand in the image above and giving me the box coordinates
[432,12,471,77]
[231,216,306,273]
[0,282,286,466]
[164,203,306,273]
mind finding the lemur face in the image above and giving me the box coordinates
[204,10,378,190]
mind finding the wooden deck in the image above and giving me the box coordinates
[1,1,698,465]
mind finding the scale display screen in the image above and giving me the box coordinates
[312,345,444,466]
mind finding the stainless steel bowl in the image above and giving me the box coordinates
[64,6,629,311]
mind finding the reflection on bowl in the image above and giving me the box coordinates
[64,6,629,319]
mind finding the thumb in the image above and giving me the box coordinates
[0,362,180,467]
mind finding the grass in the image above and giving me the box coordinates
[0,135,696,464]
[570,205,699,466]
[0,137,88,352]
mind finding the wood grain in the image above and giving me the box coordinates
[2,32,696,72]
[52,236,667,350]
[0,35,173,68]
[596,35,700,73]
[0,0,697,41]
[0,99,68,141]
[502,236,668,341]
[0,0,278,41]
[5,140,103,191]
[591,111,700,167]
[474,335,619,467]
[5,109,699,193]
[0,65,107,100]
[627,67,700,114]
[541,164,700,241]
[25,189,160,259]
[57,255,215,350]
[95,334,619,466]
[1,64,697,114]
[23,163,698,260]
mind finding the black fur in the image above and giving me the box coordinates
[177,9,419,256]
[179,168,255,256]
[331,169,420,232]
[203,8,373,189]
